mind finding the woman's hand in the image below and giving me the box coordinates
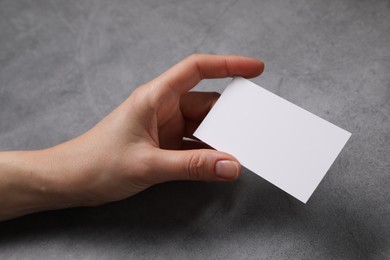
[0,54,264,220]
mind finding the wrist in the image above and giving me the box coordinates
[43,140,107,208]
[0,150,56,220]
[0,147,90,220]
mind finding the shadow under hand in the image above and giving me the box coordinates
[0,166,386,259]
[0,177,238,245]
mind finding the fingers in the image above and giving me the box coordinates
[154,54,264,95]
[147,148,241,184]
[180,91,220,137]
[180,91,220,121]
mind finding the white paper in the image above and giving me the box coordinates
[194,77,351,203]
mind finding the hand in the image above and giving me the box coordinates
[0,54,264,220]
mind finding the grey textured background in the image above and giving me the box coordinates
[0,0,389,259]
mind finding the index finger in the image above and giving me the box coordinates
[153,54,264,94]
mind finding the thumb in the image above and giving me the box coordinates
[148,148,241,183]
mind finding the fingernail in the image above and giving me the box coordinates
[215,160,240,179]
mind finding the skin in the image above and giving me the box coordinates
[0,54,264,221]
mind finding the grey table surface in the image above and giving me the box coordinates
[0,0,389,259]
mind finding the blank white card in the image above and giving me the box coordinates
[194,77,351,203]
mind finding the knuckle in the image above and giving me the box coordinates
[131,84,158,110]
[130,86,148,104]
[187,153,205,180]
[132,84,147,96]
[188,53,200,60]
